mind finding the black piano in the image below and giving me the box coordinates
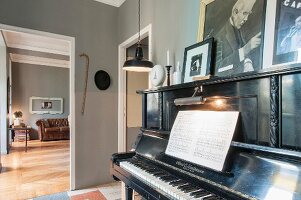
[111,71,301,200]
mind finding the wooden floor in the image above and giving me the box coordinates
[0,140,70,200]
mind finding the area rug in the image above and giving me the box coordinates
[32,183,121,200]
[33,190,108,200]
[33,192,69,200]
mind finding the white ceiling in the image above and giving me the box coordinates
[2,30,70,68]
[93,0,126,7]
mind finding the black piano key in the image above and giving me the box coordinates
[160,176,179,182]
[153,172,167,177]
[190,189,205,196]
[183,186,199,193]
[151,172,165,177]
[191,190,211,198]
[179,184,192,190]
[168,180,178,185]
[181,186,193,192]
[141,165,154,170]
[169,180,187,186]
[159,175,172,180]
[177,183,190,190]
[180,184,199,193]
[146,168,160,173]
[203,195,220,200]
[156,173,170,178]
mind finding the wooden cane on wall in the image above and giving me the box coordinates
[80,53,90,115]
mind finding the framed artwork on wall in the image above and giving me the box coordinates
[182,38,213,83]
[273,0,301,66]
[198,0,266,76]
[30,97,63,114]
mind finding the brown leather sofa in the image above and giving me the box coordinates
[36,118,69,141]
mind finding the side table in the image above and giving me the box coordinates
[8,126,32,152]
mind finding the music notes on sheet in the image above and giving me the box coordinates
[165,110,239,172]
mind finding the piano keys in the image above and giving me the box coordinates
[119,158,223,200]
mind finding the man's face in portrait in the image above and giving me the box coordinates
[231,0,256,29]
[295,16,301,30]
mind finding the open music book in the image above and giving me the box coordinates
[165,110,239,172]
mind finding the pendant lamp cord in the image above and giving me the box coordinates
[138,0,141,45]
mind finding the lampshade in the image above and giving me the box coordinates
[123,45,153,72]
[123,0,153,72]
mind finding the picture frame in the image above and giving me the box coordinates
[182,38,213,83]
[30,97,63,114]
[198,0,266,76]
[272,0,301,67]
[261,0,301,70]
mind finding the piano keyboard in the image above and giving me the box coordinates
[120,159,224,200]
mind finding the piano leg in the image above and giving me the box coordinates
[125,185,133,200]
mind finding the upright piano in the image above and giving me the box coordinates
[110,72,301,200]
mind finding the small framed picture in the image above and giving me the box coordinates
[182,38,213,83]
[41,101,52,109]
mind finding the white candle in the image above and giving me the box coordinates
[167,50,170,66]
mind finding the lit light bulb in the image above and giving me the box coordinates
[215,99,224,107]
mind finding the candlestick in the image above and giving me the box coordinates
[165,65,172,86]
[167,50,170,66]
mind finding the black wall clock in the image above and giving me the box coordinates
[94,70,110,90]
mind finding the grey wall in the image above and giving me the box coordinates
[0,0,201,188]
[119,0,200,153]
[118,0,200,69]
[12,63,70,140]
[0,0,118,188]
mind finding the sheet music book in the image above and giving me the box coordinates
[165,110,239,172]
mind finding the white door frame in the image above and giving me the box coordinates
[118,24,152,152]
[0,23,76,190]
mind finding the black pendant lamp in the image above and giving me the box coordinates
[123,0,154,72]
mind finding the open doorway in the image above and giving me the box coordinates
[0,24,75,199]
[126,37,149,151]
[118,24,152,152]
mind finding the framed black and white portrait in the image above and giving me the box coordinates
[198,0,266,76]
[273,0,301,65]
[182,38,213,83]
